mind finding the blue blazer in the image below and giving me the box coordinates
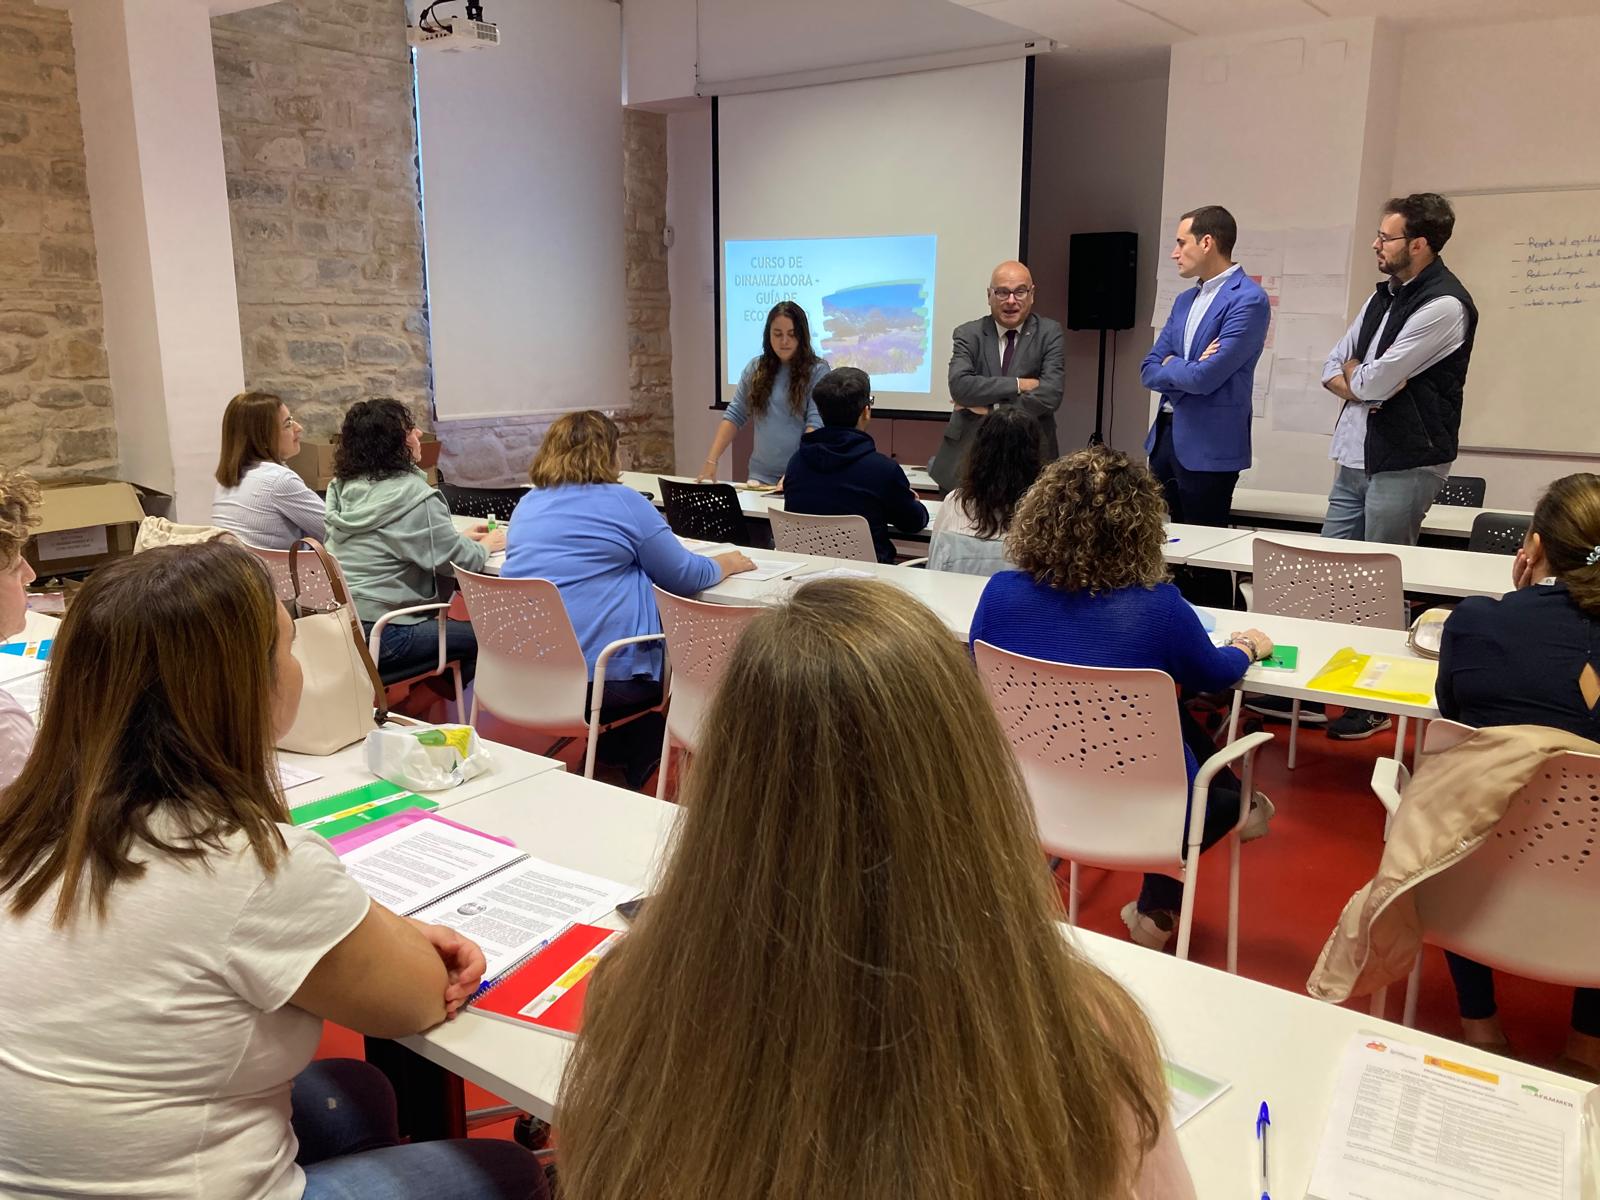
[1140,270,1270,473]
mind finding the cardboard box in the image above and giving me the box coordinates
[24,479,161,575]
[289,432,440,492]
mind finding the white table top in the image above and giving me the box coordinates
[1230,487,1531,540]
[278,732,565,811]
[1185,529,1512,599]
[391,768,1592,1195]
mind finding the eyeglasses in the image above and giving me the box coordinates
[989,286,1033,300]
[1373,231,1410,245]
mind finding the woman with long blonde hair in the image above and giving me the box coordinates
[557,578,1193,1198]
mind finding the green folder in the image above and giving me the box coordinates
[288,779,437,837]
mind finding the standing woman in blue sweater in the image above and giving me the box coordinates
[969,446,1275,951]
[505,411,754,788]
[697,301,828,485]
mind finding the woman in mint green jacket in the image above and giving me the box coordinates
[324,399,504,683]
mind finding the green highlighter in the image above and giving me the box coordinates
[1258,644,1298,671]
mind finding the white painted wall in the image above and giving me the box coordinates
[416,0,627,421]
[622,0,696,108]
[1027,58,1169,457]
[69,0,247,520]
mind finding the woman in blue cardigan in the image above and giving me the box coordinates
[970,446,1275,951]
[504,411,753,788]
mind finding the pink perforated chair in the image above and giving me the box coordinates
[767,506,877,562]
[652,587,763,800]
[455,570,664,778]
[975,641,1272,969]
[1366,725,1600,1028]
[1237,537,1407,768]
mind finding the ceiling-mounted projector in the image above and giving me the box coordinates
[408,19,499,50]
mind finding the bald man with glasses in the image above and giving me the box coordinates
[929,260,1064,493]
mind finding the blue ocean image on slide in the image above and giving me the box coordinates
[820,280,929,378]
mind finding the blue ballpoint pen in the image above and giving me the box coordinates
[1256,1101,1272,1200]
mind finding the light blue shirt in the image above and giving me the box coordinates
[1161,263,1241,413]
[722,357,828,483]
[1323,280,1467,471]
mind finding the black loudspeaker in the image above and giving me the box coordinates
[1067,231,1138,331]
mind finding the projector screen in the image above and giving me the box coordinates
[716,59,1031,419]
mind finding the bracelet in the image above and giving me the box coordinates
[1230,635,1259,662]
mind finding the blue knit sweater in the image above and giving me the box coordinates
[970,572,1249,778]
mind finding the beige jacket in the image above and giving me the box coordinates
[1309,724,1600,1002]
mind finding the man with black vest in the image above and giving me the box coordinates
[1319,192,1477,739]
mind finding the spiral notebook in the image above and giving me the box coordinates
[471,923,624,1037]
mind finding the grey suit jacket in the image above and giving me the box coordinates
[929,312,1065,492]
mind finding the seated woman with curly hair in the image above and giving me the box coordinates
[969,445,1275,952]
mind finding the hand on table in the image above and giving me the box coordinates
[410,920,488,1019]
[1228,627,1275,662]
[714,550,756,579]
[465,525,507,553]
[695,464,717,483]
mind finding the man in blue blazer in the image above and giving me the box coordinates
[1141,206,1270,529]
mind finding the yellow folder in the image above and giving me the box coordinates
[1305,647,1438,707]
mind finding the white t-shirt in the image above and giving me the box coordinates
[0,685,35,787]
[0,821,371,1199]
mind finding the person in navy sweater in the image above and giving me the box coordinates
[970,446,1276,951]
[781,367,929,563]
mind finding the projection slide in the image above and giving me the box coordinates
[724,235,937,393]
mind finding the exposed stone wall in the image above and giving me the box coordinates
[212,0,430,440]
[618,108,673,471]
[0,0,115,476]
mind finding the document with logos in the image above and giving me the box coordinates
[1308,1034,1587,1200]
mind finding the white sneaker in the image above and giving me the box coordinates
[1120,901,1176,952]
[1240,790,1275,843]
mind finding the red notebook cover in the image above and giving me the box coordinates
[470,923,623,1037]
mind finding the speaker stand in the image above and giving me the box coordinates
[1088,327,1109,446]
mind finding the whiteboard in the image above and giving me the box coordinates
[1445,188,1600,455]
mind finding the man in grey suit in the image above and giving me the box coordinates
[928,260,1065,492]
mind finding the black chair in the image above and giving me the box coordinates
[1468,511,1531,556]
[659,478,750,546]
[438,478,529,522]
[1435,475,1487,507]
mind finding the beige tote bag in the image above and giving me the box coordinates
[133,517,238,553]
[275,538,388,755]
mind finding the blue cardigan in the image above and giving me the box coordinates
[502,483,721,681]
[970,572,1249,779]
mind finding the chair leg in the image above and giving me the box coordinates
[1370,986,1388,1019]
[1402,953,1423,1027]
[1067,861,1080,927]
[450,663,465,725]
[655,724,674,802]
[1396,714,1409,763]
[1412,718,1427,775]
[1226,834,1241,975]
[468,692,480,730]
[1226,690,1243,744]
[1174,878,1197,962]
[1288,698,1301,770]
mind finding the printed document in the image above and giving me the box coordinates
[340,818,525,913]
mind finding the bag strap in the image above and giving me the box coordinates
[288,537,390,725]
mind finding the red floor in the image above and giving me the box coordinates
[320,705,1584,1137]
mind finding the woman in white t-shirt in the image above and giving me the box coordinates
[0,465,40,787]
[0,541,546,1200]
[212,390,329,549]
[927,404,1046,577]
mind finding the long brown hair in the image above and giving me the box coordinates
[1533,472,1600,618]
[1008,445,1169,593]
[215,391,287,487]
[746,300,821,420]
[527,410,621,488]
[0,542,290,925]
[558,578,1166,1199]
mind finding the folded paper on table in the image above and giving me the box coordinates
[1306,647,1438,706]
[1163,1060,1229,1130]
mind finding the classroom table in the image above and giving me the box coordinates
[619,469,946,532]
[388,768,1593,1198]
[1229,486,1531,542]
[278,732,565,813]
[1182,529,1513,599]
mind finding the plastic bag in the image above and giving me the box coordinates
[364,724,493,792]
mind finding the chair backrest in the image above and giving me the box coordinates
[438,479,529,523]
[1413,748,1600,988]
[658,478,749,546]
[1251,538,1406,629]
[455,570,591,730]
[1467,511,1531,556]
[653,587,762,749]
[768,506,876,562]
[1434,475,1486,507]
[973,641,1190,870]
[246,542,340,612]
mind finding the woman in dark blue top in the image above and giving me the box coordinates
[1436,472,1600,1078]
[970,446,1275,953]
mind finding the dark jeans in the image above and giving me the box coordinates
[1139,703,1244,914]
[294,1059,547,1199]
[1444,952,1600,1037]
[588,676,665,790]
[365,617,478,687]
[1148,412,1239,608]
